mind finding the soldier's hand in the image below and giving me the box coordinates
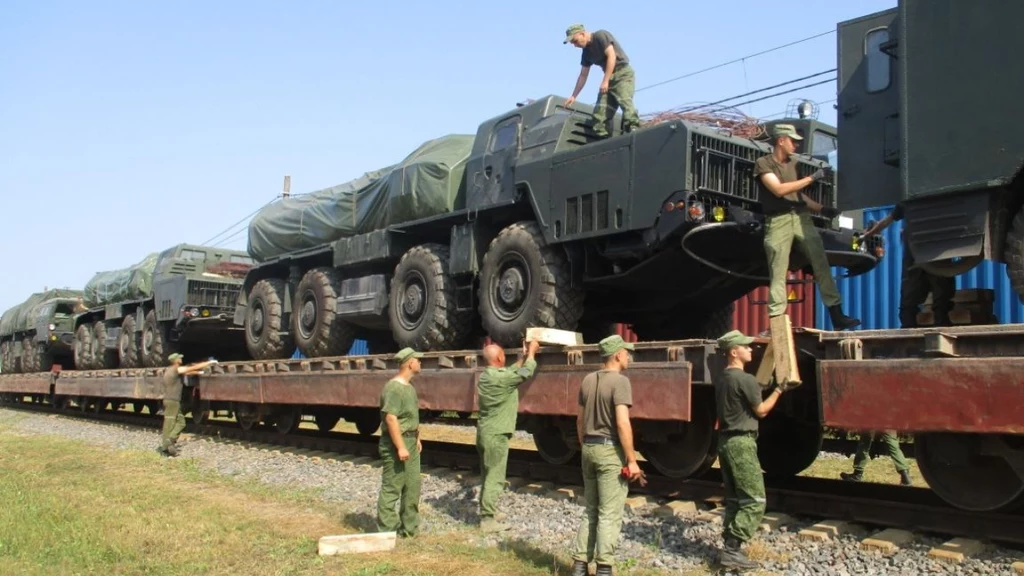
[527,340,540,355]
[398,447,410,461]
[565,96,576,108]
[416,439,422,453]
[810,169,828,182]
[599,80,610,94]
[627,462,647,486]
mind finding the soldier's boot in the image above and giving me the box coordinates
[479,517,510,533]
[719,537,758,571]
[840,471,863,482]
[596,564,613,576]
[570,560,588,576]
[828,305,861,330]
[899,469,912,486]
[165,443,179,457]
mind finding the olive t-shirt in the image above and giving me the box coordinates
[162,366,182,401]
[380,378,420,445]
[715,367,762,433]
[578,369,633,439]
[754,155,807,216]
[580,30,630,71]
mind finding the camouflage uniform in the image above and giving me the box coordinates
[376,348,424,537]
[842,431,912,486]
[476,355,537,530]
[158,352,187,455]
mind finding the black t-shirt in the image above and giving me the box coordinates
[754,155,808,216]
[715,367,762,433]
[580,30,630,71]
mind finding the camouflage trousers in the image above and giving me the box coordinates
[718,433,766,543]
[159,399,186,449]
[900,235,956,328]
[376,436,421,537]
[573,443,629,566]
[853,431,909,473]
[764,212,842,317]
[476,432,511,519]
[592,65,639,136]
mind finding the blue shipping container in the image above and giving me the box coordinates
[289,339,369,359]
[815,205,1024,329]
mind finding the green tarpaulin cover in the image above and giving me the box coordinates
[0,288,82,337]
[83,252,160,309]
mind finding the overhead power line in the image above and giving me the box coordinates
[636,29,835,93]
[718,78,836,110]
[676,69,836,115]
[200,197,278,247]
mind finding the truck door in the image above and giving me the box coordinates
[468,115,521,211]
[836,8,899,211]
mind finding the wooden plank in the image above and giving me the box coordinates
[755,341,775,387]
[526,327,583,347]
[769,314,801,387]
[318,532,397,555]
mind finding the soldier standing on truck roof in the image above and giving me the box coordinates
[157,353,217,457]
[840,430,913,486]
[475,338,540,533]
[863,202,955,328]
[563,24,640,138]
[755,124,861,330]
[569,335,645,576]
[375,347,424,538]
[713,330,784,571]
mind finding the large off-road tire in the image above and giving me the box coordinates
[74,324,94,370]
[389,244,473,352]
[632,302,736,341]
[1006,205,1024,303]
[118,315,141,368]
[21,338,36,373]
[141,310,177,367]
[92,322,116,369]
[0,342,9,373]
[292,267,356,358]
[245,278,294,360]
[478,222,584,347]
[34,342,53,372]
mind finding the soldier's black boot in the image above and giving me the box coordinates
[570,560,588,576]
[719,537,758,571]
[840,470,863,482]
[596,564,613,576]
[899,469,912,486]
[828,305,861,330]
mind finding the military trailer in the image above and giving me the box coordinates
[235,95,882,361]
[836,0,1024,300]
[73,243,253,370]
[0,289,83,373]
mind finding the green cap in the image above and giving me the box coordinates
[598,334,635,357]
[394,347,424,365]
[564,24,584,43]
[772,123,803,140]
[168,352,184,362]
[716,330,755,350]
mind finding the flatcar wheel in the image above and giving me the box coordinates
[351,412,381,436]
[236,409,260,431]
[757,414,823,478]
[642,402,718,478]
[533,430,579,465]
[916,432,1024,512]
[316,413,341,433]
[191,399,210,425]
[273,408,301,435]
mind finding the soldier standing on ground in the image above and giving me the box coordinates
[376,347,424,538]
[570,335,645,576]
[563,24,640,138]
[157,352,217,457]
[863,202,956,328]
[714,330,784,571]
[755,124,860,330]
[476,338,540,533]
[840,431,913,486]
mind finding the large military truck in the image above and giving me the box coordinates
[235,96,882,360]
[0,289,83,373]
[836,0,1024,301]
[73,243,254,370]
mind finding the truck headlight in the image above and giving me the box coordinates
[48,323,56,331]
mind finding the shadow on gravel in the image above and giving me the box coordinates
[423,484,481,524]
[343,511,378,532]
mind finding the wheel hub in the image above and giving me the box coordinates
[249,306,265,337]
[299,297,317,335]
[402,283,425,318]
[498,268,525,307]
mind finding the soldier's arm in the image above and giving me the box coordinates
[748,375,783,418]
[570,66,590,101]
[600,45,616,88]
[384,413,406,449]
[863,212,895,237]
[614,404,638,464]
[179,360,216,375]
[759,172,815,197]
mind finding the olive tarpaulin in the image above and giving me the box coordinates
[246,134,474,262]
[83,252,160,309]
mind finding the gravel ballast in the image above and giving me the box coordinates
[1,408,1021,575]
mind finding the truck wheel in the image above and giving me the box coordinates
[632,302,736,341]
[141,310,177,367]
[0,342,9,373]
[21,338,36,373]
[74,324,94,370]
[293,267,356,358]
[245,278,294,360]
[92,322,116,369]
[34,343,53,372]
[389,244,472,352]
[118,316,140,368]
[1006,205,1024,303]
[478,222,584,347]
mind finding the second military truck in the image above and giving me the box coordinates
[235,96,883,359]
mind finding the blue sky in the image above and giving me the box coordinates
[0,0,896,311]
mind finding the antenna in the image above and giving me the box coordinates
[282,175,291,198]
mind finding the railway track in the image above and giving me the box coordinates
[3,397,1020,550]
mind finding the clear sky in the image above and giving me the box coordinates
[0,0,896,311]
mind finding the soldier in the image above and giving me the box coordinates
[714,330,784,570]
[570,335,644,576]
[157,352,217,457]
[563,24,639,138]
[862,202,955,327]
[755,124,860,330]
[376,347,424,537]
[840,431,912,486]
[476,338,541,533]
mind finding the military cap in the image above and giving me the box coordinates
[716,330,755,350]
[168,352,184,362]
[772,124,803,140]
[394,347,424,365]
[598,334,635,357]
[564,24,585,43]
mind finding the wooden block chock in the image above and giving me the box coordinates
[526,327,584,347]
[768,314,801,388]
[318,532,397,555]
